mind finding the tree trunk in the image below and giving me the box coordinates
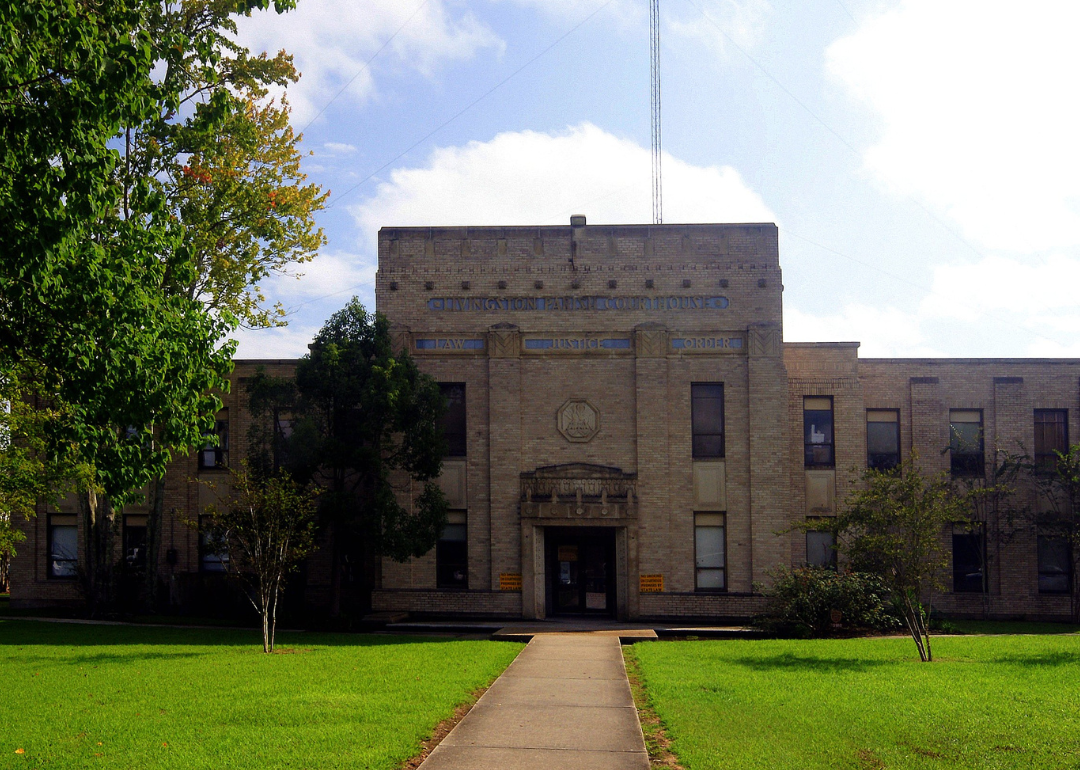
[329,521,342,618]
[81,489,116,616]
[144,474,166,612]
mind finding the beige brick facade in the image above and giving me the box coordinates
[10,221,1079,621]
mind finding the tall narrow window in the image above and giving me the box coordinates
[695,513,726,590]
[48,514,78,578]
[952,524,986,593]
[199,515,229,573]
[436,511,468,589]
[804,397,834,467]
[950,410,984,477]
[691,383,724,458]
[1037,533,1071,594]
[199,412,229,470]
[123,515,148,569]
[274,409,293,471]
[1034,410,1068,472]
[438,384,467,457]
[866,409,900,471]
[806,524,837,569]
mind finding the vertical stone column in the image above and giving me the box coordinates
[993,376,1028,598]
[488,324,522,607]
[633,323,669,619]
[747,322,790,586]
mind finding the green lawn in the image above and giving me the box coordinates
[627,635,1080,770]
[0,619,523,769]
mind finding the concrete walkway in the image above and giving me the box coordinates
[418,633,650,769]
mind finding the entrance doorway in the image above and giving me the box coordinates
[545,528,616,617]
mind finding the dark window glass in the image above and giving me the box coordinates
[806,529,837,569]
[274,410,293,471]
[123,517,147,569]
[953,527,986,593]
[438,384,467,457]
[48,517,78,578]
[1034,410,1068,472]
[950,411,984,477]
[695,513,726,590]
[199,415,229,470]
[199,516,229,573]
[1038,534,1072,594]
[691,383,725,458]
[804,397,834,467]
[866,410,900,471]
[436,519,468,589]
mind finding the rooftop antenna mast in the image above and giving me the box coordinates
[649,0,662,225]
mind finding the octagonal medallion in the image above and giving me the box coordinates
[557,399,600,443]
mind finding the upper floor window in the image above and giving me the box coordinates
[806,523,837,569]
[274,409,293,471]
[1034,409,1068,472]
[866,409,900,471]
[48,514,78,579]
[691,383,724,458]
[199,413,229,470]
[949,410,984,477]
[804,397,834,468]
[438,383,467,457]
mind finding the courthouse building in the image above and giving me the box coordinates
[11,220,1078,621]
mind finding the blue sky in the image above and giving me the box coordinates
[229,0,1080,360]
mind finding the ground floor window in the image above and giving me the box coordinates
[48,514,78,578]
[436,511,468,589]
[695,513,725,591]
[1037,533,1072,594]
[805,525,837,569]
[953,525,986,593]
[123,515,148,569]
[199,515,229,573]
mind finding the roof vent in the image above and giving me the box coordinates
[570,215,587,227]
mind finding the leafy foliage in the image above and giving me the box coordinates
[755,567,901,638]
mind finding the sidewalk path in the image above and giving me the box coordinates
[419,632,650,769]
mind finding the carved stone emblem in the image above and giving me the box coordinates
[557,399,600,443]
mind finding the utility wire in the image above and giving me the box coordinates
[323,0,617,210]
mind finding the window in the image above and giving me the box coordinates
[695,513,725,590]
[866,409,900,471]
[1037,533,1072,594]
[952,525,986,593]
[436,511,468,589]
[438,384,467,457]
[950,410,984,477]
[1035,410,1068,472]
[48,514,78,578]
[274,409,293,471]
[123,515,148,569]
[806,526,837,569]
[199,413,229,470]
[691,383,725,458]
[804,397,834,468]
[199,516,229,573]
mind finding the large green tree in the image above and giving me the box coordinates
[258,299,450,616]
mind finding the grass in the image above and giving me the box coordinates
[626,635,1080,770]
[0,619,523,769]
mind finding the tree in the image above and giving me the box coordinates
[1025,445,1080,623]
[267,299,450,616]
[202,463,318,652]
[831,453,972,661]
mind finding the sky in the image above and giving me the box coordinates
[227,0,1080,360]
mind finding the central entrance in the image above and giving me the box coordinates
[545,527,616,617]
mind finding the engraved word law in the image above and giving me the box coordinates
[427,295,729,312]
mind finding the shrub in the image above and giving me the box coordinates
[754,567,901,637]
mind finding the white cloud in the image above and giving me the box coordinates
[493,0,643,25]
[231,323,322,360]
[235,0,503,124]
[349,123,775,247]
[322,142,357,155]
[784,304,944,358]
[666,0,772,58]
[266,250,377,302]
[827,0,1080,252]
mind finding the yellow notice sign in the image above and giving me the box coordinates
[639,574,664,593]
[500,573,523,591]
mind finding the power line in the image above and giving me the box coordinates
[323,0,617,210]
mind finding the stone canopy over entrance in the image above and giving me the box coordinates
[520,463,637,520]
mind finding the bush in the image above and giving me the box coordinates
[754,567,901,637]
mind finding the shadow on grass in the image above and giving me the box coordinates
[0,619,502,650]
[728,653,893,672]
[996,652,1080,667]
